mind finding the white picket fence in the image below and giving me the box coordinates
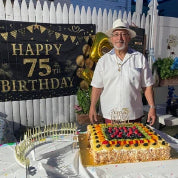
[0,0,152,131]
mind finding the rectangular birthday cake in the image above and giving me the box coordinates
[87,123,170,164]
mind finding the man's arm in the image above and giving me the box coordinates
[143,85,156,125]
[89,87,103,124]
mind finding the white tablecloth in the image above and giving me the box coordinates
[0,128,178,178]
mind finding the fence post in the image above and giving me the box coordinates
[148,0,158,69]
[136,0,143,15]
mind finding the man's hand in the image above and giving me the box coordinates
[89,106,98,124]
[89,87,102,124]
[147,108,156,125]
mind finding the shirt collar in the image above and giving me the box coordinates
[108,47,138,56]
[108,48,139,64]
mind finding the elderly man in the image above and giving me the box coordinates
[89,19,156,125]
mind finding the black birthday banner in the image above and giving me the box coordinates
[0,20,95,101]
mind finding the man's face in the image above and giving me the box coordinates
[110,29,131,51]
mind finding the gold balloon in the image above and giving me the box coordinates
[80,80,89,90]
[85,58,94,69]
[76,68,84,78]
[90,32,113,62]
[81,68,94,84]
[82,44,91,57]
[76,55,85,67]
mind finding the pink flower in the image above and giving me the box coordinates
[74,105,82,111]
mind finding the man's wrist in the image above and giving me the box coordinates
[149,105,156,109]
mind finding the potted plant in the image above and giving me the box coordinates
[74,86,103,125]
[153,57,178,86]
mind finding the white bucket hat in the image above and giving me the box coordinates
[106,19,136,38]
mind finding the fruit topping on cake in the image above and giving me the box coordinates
[103,125,146,141]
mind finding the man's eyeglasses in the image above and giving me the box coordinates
[111,33,129,38]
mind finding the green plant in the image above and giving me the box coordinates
[153,57,178,79]
[75,87,91,114]
[75,87,99,115]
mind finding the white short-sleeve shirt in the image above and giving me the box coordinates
[91,48,154,120]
